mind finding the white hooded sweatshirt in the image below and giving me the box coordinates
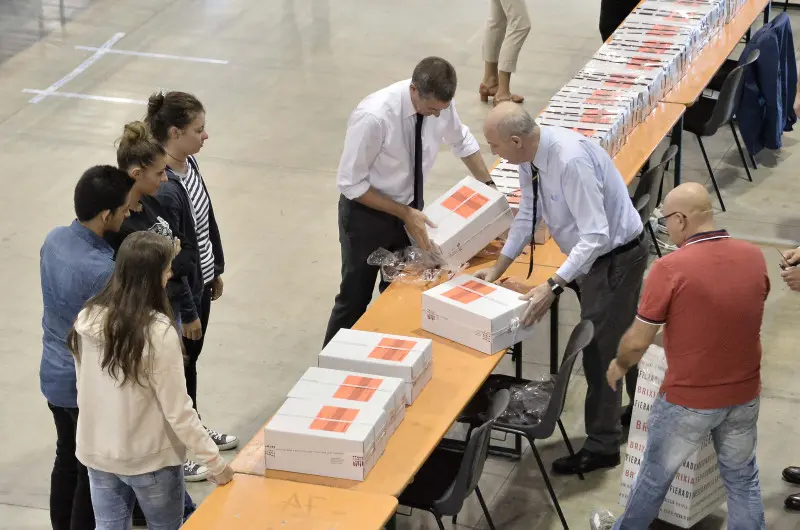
[72,307,225,477]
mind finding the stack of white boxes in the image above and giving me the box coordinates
[319,329,433,405]
[541,0,738,157]
[421,274,536,354]
[618,345,725,527]
[490,159,522,211]
[264,330,433,481]
[418,176,515,267]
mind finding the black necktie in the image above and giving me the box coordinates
[527,162,540,279]
[413,113,424,210]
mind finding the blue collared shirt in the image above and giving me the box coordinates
[502,126,643,283]
[40,220,114,408]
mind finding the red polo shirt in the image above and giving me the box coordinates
[637,230,769,409]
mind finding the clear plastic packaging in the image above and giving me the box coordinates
[498,375,555,425]
[367,246,465,285]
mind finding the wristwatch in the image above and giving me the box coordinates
[546,277,564,296]
[484,178,496,188]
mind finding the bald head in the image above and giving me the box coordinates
[664,183,714,221]
[485,101,537,140]
[661,183,716,245]
[483,102,539,164]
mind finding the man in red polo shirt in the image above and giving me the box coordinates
[590,183,769,530]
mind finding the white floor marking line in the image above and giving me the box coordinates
[28,32,126,104]
[23,89,146,105]
[74,46,229,64]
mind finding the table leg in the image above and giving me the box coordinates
[764,0,771,23]
[670,114,684,189]
[550,297,559,375]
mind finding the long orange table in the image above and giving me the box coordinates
[182,475,397,530]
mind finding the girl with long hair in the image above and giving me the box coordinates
[69,232,233,529]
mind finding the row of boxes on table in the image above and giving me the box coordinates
[538,0,746,157]
[264,330,433,481]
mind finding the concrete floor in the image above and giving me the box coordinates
[1,0,799,528]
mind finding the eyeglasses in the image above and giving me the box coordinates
[657,211,685,223]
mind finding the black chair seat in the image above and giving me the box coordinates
[683,96,719,136]
[397,447,462,511]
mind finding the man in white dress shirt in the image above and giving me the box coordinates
[476,102,647,475]
[323,57,493,346]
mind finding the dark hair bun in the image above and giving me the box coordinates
[147,92,165,118]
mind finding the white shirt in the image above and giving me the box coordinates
[502,126,643,283]
[337,79,480,204]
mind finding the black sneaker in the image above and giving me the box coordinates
[206,426,239,451]
[184,460,208,482]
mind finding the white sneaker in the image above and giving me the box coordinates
[205,426,239,451]
[184,460,208,482]
[589,509,617,530]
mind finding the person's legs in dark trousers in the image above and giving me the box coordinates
[554,239,648,475]
[323,196,411,346]
[48,403,94,530]
[599,0,641,41]
[183,285,212,412]
[581,240,648,454]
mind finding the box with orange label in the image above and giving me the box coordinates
[264,397,387,481]
[287,367,406,437]
[318,329,433,405]
[419,176,514,267]
[421,274,536,354]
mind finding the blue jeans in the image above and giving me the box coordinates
[615,395,765,529]
[88,466,185,530]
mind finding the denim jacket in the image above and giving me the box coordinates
[40,220,114,408]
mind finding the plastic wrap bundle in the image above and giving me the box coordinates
[538,98,630,156]
[593,40,687,98]
[367,246,465,285]
[625,0,725,52]
[499,376,555,425]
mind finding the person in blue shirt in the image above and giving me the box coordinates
[40,165,133,530]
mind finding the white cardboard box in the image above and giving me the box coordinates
[287,367,406,437]
[421,176,514,266]
[618,345,725,527]
[264,397,388,481]
[421,274,535,354]
[319,329,433,405]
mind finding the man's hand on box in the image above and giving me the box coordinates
[403,209,437,252]
[519,283,555,326]
[474,267,501,283]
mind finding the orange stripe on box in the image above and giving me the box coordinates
[441,186,473,211]
[309,418,350,433]
[343,375,382,389]
[333,385,377,402]
[442,280,496,304]
[317,405,359,422]
[368,338,414,362]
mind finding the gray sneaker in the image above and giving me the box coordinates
[589,509,617,530]
[205,426,239,451]
[184,460,208,482]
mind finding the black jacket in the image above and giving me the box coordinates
[104,195,196,319]
[156,156,225,323]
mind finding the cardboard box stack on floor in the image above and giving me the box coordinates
[418,176,514,267]
[421,274,536,355]
[618,345,725,527]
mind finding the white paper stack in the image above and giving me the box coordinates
[264,397,388,481]
[319,329,433,405]
[618,345,725,527]
[419,176,514,266]
[287,367,406,438]
[421,274,536,354]
[490,160,522,210]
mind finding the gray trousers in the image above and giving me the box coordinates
[575,237,648,455]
